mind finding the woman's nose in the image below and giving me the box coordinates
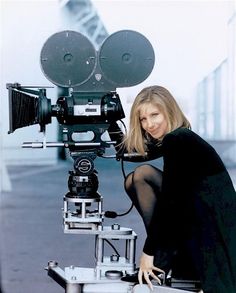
[147,119,154,129]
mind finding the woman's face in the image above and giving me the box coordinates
[139,103,168,140]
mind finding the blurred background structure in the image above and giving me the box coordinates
[1,1,236,179]
[0,1,236,292]
[195,3,236,166]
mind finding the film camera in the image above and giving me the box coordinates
[7,29,155,201]
[8,30,185,293]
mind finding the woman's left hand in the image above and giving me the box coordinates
[138,252,165,291]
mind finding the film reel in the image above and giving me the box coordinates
[40,30,96,87]
[98,30,155,87]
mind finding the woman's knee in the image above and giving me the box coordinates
[133,164,156,181]
[124,172,134,192]
[133,164,163,187]
[124,164,163,192]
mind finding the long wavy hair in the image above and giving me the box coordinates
[124,85,191,155]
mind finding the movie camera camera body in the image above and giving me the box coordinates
[7,30,196,293]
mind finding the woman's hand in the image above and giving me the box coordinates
[138,252,165,291]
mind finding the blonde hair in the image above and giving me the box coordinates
[125,85,191,155]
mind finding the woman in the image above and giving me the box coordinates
[109,85,236,292]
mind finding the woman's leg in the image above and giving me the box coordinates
[124,164,174,273]
[124,164,163,231]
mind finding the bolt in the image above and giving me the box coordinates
[110,254,119,262]
[112,223,120,230]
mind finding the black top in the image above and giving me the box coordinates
[109,125,236,292]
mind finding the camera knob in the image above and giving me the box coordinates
[111,223,120,230]
[110,254,119,262]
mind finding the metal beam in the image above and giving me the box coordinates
[59,0,109,47]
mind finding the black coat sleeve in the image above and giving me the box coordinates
[108,122,163,162]
[143,130,189,255]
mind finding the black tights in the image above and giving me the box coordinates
[124,164,163,232]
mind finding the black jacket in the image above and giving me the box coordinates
[109,125,236,293]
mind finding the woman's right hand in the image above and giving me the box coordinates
[138,252,165,290]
